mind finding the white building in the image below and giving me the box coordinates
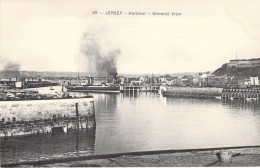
[250,77,259,85]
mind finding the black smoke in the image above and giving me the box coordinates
[0,57,20,77]
[4,62,20,71]
[81,33,120,79]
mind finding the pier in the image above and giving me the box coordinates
[162,86,260,100]
[0,97,96,137]
[222,88,260,99]
[162,87,223,98]
[120,85,159,92]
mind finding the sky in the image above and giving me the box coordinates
[0,0,260,74]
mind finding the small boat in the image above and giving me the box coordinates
[251,98,259,101]
[215,96,221,100]
[230,97,234,101]
[245,98,251,101]
[6,92,15,98]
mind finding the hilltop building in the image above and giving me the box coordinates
[228,58,260,68]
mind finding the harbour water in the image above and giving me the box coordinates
[1,86,260,164]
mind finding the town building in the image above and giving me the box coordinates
[250,77,259,86]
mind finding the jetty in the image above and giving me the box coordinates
[0,96,96,137]
[162,86,223,98]
[120,84,160,92]
[162,86,260,100]
[222,87,260,99]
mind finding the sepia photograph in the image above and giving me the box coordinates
[0,0,260,167]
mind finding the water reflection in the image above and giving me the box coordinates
[1,88,260,164]
[96,93,118,113]
[163,96,260,149]
[222,98,260,111]
[0,128,96,164]
[121,91,160,99]
[164,96,260,112]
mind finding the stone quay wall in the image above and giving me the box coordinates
[163,86,260,99]
[163,87,223,98]
[0,97,95,137]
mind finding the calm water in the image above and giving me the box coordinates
[1,86,260,164]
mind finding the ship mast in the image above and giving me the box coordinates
[106,72,108,84]
[77,68,80,83]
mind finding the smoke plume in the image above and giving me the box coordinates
[80,33,121,79]
[0,56,21,77]
[4,62,20,71]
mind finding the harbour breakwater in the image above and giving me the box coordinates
[162,86,260,99]
[162,87,223,98]
[0,97,96,137]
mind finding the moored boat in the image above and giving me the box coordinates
[245,98,251,101]
[66,84,120,93]
[250,97,259,101]
[215,96,222,100]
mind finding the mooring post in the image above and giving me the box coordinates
[75,103,79,131]
[76,130,79,151]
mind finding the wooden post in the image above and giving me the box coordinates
[76,129,79,151]
[75,103,79,131]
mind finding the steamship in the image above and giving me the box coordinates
[66,84,120,93]
[66,74,120,93]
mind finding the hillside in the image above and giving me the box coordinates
[213,63,260,81]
